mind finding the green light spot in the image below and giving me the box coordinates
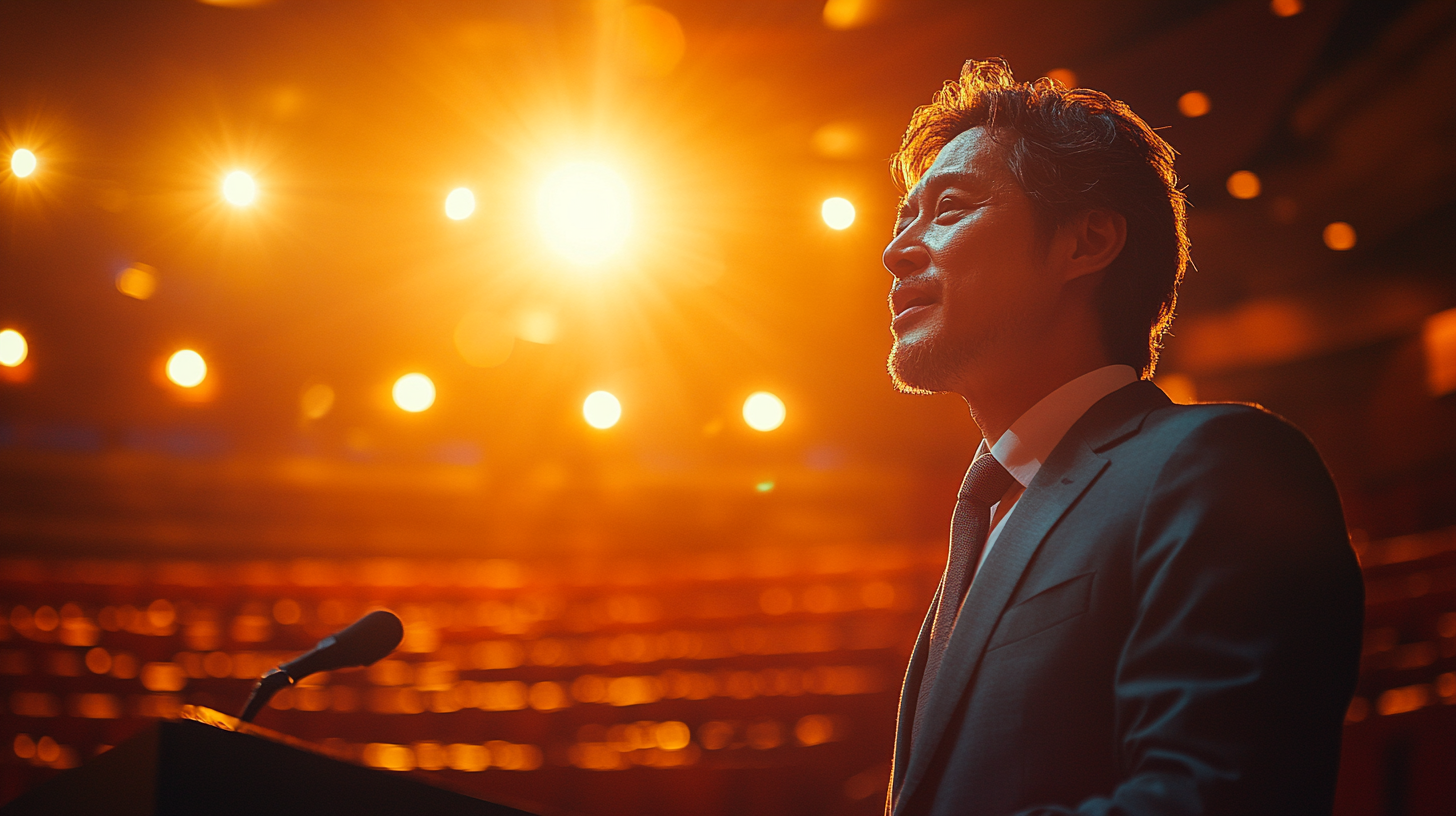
[755,480,775,493]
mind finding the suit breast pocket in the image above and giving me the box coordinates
[985,572,1095,652]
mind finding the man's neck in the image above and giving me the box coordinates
[958,353,1117,444]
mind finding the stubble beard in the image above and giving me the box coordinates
[887,328,976,395]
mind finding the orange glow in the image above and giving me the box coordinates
[116,264,158,300]
[166,349,207,387]
[821,197,855,230]
[1270,0,1303,16]
[811,121,866,160]
[618,5,686,77]
[1155,373,1197,404]
[392,373,436,413]
[222,170,256,206]
[537,163,632,265]
[1178,91,1211,118]
[822,0,879,30]
[583,391,622,429]
[1226,170,1261,199]
[444,187,475,220]
[1045,68,1078,89]
[10,148,37,178]
[1422,308,1456,397]
[1323,221,1356,250]
[742,392,786,431]
[0,329,28,367]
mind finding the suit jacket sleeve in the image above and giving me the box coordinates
[1011,408,1364,816]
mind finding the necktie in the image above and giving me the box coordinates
[913,452,1016,743]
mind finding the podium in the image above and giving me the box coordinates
[0,707,537,816]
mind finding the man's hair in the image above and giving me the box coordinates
[890,58,1188,378]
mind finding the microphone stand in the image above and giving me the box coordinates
[239,668,294,723]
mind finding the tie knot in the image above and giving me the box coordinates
[959,453,1016,506]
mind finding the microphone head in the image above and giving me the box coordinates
[331,609,404,668]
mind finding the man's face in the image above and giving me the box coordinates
[884,127,1058,394]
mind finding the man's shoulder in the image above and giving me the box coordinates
[1110,397,1328,478]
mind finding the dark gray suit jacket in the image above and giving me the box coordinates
[888,380,1364,816]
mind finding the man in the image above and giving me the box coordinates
[881,59,1364,815]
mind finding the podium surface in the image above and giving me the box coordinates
[0,707,536,816]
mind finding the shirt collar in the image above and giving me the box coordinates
[974,365,1139,488]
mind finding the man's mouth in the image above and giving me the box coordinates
[891,289,938,325]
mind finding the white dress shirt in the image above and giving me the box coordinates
[972,365,1139,577]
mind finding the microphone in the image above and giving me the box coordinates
[239,609,403,723]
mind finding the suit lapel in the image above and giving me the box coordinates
[891,381,1168,814]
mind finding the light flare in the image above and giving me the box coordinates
[393,373,436,413]
[537,163,632,265]
[222,171,257,206]
[10,149,37,178]
[583,391,622,429]
[166,350,207,388]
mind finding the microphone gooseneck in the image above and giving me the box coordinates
[238,609,404,723]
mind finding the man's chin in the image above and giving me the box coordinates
[888,340,952,395]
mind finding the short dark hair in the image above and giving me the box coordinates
[890,58,1188,378]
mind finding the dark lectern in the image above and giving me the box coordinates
[0,706,536,816]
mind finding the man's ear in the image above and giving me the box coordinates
[1062,208,1127,282]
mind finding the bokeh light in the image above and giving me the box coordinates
[821,197,855,230]
[822,0,877,30]
[1226,170,1261,200]
[10,149,37,178]
[392,373,436,413]
[1178,91,1211,118]
[301,383,335,420]
[1323,221,1357,251]
[115,264,158,300]
[222,171,257,206]
[166,349,207,388]
[742,392,786,432]
[1270,0,1303,17]
[536,162,632,265]
[583,391,622,429]
[0,329,28,367]
[445,187,475,220]
[1045,68,1078,89]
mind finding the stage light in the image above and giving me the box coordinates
[445,187,475,220]
[1178,91,1211,118]
[742,392,786,432]
[1323,221,1356,250]
[0,329,27,367]
[222,171,256,206]
[1270,0,1302,16]
[821,197,855,230]
[392,373,436,413]
[166,349,207,388]
[536,162,632,264]
[115,264,158,300]
[10,149,36,178]
[1226,171,1261,199]
[583,391,621,429]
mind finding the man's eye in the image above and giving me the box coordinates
[935,198,963,216]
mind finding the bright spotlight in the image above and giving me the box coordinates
[166,349,207,388]
[392,373,436,413]
[0,329,28,367]
[222,171,257,206]
[10,149,37,178]
[743,391,786,432]
[583,390,622,429]
[445,187,475,220]
[822,197,855,230]
[536,162,632,264]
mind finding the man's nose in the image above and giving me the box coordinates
[883,237,930,280]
